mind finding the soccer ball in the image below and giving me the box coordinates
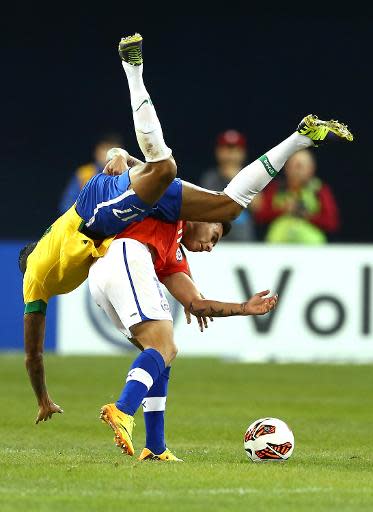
[243,417,294,462]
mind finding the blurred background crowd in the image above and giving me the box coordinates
[1,13,370,244]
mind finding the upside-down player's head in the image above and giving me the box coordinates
[181,221,231,253]
[18,242,38,275]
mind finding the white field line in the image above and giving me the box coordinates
[0,486,372,498]
[142,487,373,497]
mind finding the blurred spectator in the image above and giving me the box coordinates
[200,130,255,241]
[59,134,123,213]
[252,149,340,243]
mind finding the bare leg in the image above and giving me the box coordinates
[179,181,242,222]
[130,158,177,206]
[130,320,177,367]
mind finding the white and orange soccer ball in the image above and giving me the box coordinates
[244,417,294,462]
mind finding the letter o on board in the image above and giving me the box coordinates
[305,295,345,335]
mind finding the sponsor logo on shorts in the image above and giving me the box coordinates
[176,248,183,261]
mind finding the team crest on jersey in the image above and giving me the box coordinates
[176,248,183,261]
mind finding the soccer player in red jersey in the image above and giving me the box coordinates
[89,217,278,460]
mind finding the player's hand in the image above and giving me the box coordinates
[35,399,64,424]
[184,293,213,332]
[103,148,130,176]
[243,290,278,316]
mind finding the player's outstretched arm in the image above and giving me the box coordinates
[162,273,278,323]
[24,313,63,423]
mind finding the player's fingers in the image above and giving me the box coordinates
[102,163,112,175]
[257,290,270,298]
[198,317,204,332]
[260,299,271,312]
[203,317,208,329]
[185,310,191,324]
[268,299,277,310]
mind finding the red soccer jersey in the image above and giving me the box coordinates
[115,217,190,282]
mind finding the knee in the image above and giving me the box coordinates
[225,198,243,221]
[155,157,177,184]
[165,342,178,365]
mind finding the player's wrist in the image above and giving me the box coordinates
[37,394,51,406]
[241,302,251,316]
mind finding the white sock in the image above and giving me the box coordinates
[224,132,313,208]
[122,61,172,163]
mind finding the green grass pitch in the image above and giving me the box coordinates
[0,354,372,511]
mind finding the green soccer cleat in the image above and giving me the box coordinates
[118,33,143,66]
[297,114,354,146]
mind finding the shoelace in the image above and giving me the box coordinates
[127,46,142,65]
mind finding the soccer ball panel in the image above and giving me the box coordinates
[244,417,294,462]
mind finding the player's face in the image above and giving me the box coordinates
[182,222,223,253]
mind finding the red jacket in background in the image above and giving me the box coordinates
[253,180,340,233]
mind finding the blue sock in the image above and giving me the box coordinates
[142,366,171,455]
[116,348,165,416]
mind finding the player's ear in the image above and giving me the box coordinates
[221,222,232,238]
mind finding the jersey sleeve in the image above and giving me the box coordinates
[157,245,190,283]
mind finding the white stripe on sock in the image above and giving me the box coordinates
[126,367,154,390]
[142,396,167,412]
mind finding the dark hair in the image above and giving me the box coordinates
[18,242,38,275]
[221,221,232,238]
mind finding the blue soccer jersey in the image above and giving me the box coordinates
[75,171,182,238]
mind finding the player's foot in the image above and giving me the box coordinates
[118,33,143,66]
[138,447,183,462]
[100,403,135,456]
[297,114,354,146]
